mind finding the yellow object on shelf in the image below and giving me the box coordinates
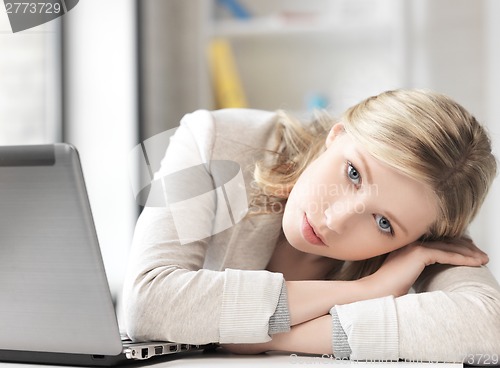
[208,38,248,109]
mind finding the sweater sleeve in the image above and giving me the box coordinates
[331,265,500,363]
[122,110,285,344]
[397,265,500,363]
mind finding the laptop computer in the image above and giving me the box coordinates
[0,143,214,366]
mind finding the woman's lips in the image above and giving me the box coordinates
[301,214,326,246]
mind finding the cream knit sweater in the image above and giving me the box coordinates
[123,108,500,363]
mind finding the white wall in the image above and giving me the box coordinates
[0,10,61,144]
[63,0,137,296]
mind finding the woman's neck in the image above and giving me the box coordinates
[266,235,342,281]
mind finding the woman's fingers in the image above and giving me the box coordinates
[415,240,488,266]
[364,237,488,299]
[420,246,486,267]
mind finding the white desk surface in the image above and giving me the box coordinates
[0,351,464,368]
[142,351,463,368]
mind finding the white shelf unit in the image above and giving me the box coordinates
[203,0,410,115]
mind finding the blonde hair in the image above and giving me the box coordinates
[253,89,497,280]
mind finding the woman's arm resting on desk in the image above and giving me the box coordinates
[284,238,487,327]
[226,265,500,362]
[395,264,500,363]
[332,264,500,362]
[226,238,494,359]
[223,315,333,355]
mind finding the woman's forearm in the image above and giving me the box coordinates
[286,279,373,326]
[227,280,370,355]
[286,240,490,327]
[270,314,333,355]
[222,314,334,355]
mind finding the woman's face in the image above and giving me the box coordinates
[282,123,439,261]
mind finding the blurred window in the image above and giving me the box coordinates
[0,11,61,145]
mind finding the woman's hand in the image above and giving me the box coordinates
[358,236,489,298]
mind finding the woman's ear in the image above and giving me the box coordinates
[325,123,345,148]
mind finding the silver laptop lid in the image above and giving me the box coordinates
[0,143,123,356]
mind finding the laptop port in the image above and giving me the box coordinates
[154,346,163,355]
[141,348,149,359]
[168,344,178,352]
[180,344,189,351]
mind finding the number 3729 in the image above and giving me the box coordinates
[463,354,499,365]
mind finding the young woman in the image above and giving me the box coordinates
[122,89,500,363]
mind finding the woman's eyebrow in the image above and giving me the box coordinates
[352,148,409,237]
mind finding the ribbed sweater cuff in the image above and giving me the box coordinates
[335,295,399,361]
[330,307,351,358]
[219,269,283,343]
[268,281,291,335]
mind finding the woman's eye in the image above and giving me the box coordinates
[346,161,361,185]
[375,214,392,234]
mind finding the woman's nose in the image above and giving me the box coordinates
[324,197,365,234]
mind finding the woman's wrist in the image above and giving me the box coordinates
[286,279,370,326]
[269,315,334,354]
[352,274,387,300]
